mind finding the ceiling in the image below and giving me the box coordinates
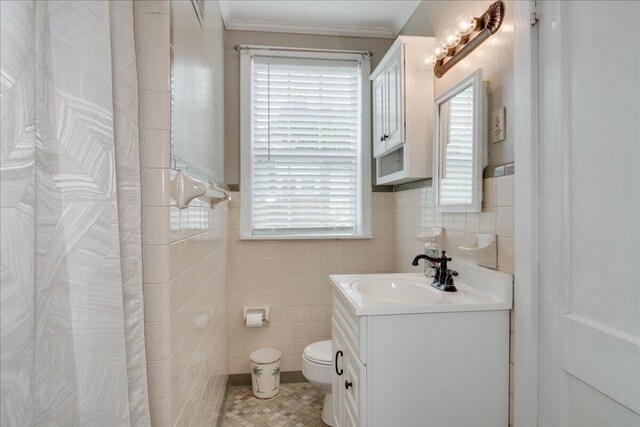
[217,0,422,39]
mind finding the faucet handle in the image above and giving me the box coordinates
[445,269,459,287]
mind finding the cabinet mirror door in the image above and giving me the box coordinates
[434,69,485,212]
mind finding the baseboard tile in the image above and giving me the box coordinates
[227,370,308,387]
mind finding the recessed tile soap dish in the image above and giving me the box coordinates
[458,234,497,268]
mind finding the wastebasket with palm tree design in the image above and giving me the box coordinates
[249,348,282,398]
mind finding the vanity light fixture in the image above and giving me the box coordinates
[431,0,505,78]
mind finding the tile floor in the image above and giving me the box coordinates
[222,383,327,426]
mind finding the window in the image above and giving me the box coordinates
[240,48,372,239]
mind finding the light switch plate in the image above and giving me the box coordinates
[491,107,506,143]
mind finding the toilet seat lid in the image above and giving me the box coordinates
[303,340,332,366]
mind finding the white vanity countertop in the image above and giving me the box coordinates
[330,260,513,316]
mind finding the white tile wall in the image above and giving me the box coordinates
[135,1,228,425]
[393,176,514,274]
[166,199,228,427]
[393,175,515,425]
[227,192,395,374]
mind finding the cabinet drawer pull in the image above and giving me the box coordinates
[345,380,353,390]
[335,351,343,375]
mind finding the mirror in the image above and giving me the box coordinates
[433,69,486,212]
[171,0,225,183]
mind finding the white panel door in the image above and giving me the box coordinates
[372,74,386,157]
[538,1,640,425]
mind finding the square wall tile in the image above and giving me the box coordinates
[139,129,170,169]
[137,50,170,92]
[141,168,170,207]
[496,175,515,207]
[483,178,497,208]
[142,206,171,245]
[497,207,515,238]
[139,90,170,130]
[134,0,170,16]
[134,13,170,54]
[143,244,171,283]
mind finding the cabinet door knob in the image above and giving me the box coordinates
[380,136,384,142]
[383,134,389,140]
[344,380,353,390]
[335,351,343,376]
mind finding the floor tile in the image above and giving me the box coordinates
[222,383,327,426]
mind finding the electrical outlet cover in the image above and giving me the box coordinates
[491,107,506,143]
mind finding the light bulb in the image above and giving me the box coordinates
[454,14,477,36]
[426,54,437,68]
[441,28,461,49]
[434,43,447,60]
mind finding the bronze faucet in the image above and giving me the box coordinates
[412,250,458,292]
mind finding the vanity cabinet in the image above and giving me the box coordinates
[332,319,366,427]
[370,36,435,185]
[330,274,510,427]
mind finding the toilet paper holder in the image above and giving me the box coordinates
[243,306,270,325]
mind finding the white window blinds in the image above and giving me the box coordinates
[439,85,474,205]
[248,56,364,237]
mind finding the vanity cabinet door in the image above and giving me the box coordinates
[343,343,366,426]
[384,46,404,151]
[332,319,347,427]
[372,73,386,157]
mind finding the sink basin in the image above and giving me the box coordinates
[330,261,513,315]
[350,277,442,304]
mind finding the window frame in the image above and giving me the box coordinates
[239,47,372,240]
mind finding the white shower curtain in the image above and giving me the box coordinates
[1,1,150,425]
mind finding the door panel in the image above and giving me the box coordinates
[385,46,404,149]
[566,376,640,427]
[563,314,639,413]
[538,1,640,425]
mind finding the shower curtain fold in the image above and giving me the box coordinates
[1,1,151,425]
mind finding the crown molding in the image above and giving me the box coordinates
[217,0,233,29]
[218,1,421,39]
[223,17,396,39]
[391,1,421,36]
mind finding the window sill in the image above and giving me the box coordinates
[239,233,374,241]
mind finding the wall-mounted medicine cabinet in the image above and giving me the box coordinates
[371,36,435,185]
[433,69,487,212]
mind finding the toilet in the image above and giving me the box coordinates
[302,340,333,426]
